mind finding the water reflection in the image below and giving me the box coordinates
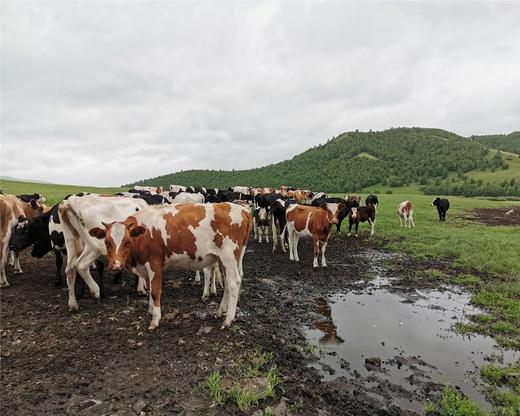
[313,297,344,345]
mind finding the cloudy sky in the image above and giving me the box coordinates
[2,1,519,186]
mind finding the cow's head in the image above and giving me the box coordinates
[9,215,51,257]
[350,207,358,220]
[258,207,268,222]
[432,198,440,206]
[319,202,345,224]
[89,220,146,271]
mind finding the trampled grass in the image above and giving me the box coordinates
[0,179,125,206]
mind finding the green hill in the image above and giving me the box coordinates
[132,127,515,195]
[472,132,520,154]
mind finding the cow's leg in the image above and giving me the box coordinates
[64,240,80,309]
[264,226,269,243]
[75,249,101,300]
[271,220,278,252]
[399,215,403,227]
[369,219,375,236]
[195,270,201,285]
[216,263,230,318]
[202,267,211,301]
[112,271,122,284]
[238,246,246,278]
[355,221,359,238]
[54,249,63,286]
[253,220,258,240]
[321,239,328,268]
[8,250,14,266]
[0,242,9,288]
[13,252,23,274]
[293,234,301,262]
[312,237,320,268]
[220,258,241,328]
[136,275,147,295]
[288,226,295,261]
[410,215,415,227]
[337,211,346,234]
[149,269,163,330]
[347,220,353,236]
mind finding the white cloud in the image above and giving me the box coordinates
[1,1,519,185]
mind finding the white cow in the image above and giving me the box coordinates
[231,186,249,194]
[171,192,205,204]
[169,184,187,192]
[133,186,163,194]
[58,195,150,310]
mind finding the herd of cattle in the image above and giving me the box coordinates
[0,185,450,329]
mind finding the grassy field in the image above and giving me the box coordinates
[0,179,125,206]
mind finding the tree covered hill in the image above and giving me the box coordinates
[131,127,509,193]
[472,132,520,154]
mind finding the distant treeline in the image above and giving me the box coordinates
[473,132,520,155]
[423,176,520,198]
[131,127,510,194]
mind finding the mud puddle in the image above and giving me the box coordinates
[305,276,519,412]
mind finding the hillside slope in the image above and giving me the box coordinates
[133,127,508,193]
[473,132,520,154]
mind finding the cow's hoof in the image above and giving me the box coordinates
[347,233,351,237]
[148,325,158,331]
[322,265,328,269]
[201,295,209,302]
[0,282,10,288]
[136,290,148,297]
[14,270,23,275]
[355,235,359,238]
[221,319,232,329]
[68,303,79,311]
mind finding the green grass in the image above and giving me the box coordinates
[424,385,488,416]
[466,150,520,186]
[0,179,125,206]
[204,349,281,414]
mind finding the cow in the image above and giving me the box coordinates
[132,186,163,194]
[253,207,269,243]
[229,186,249,194]
[88,202,253,329]
[365,194,379,207]
[17,193,46,204]
[310,192,327,203]
[58,195,150,310]
[398,201,415,228]
[432,197,450,221]
[170,192,205,204]
[348,205,376,237]
[169,184,187,193]
[217,191,253,203]
[131,193,170,205]
[312,196,359,234]
[0,194,45,287]
[285,201,345,268]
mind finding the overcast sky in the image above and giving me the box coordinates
[2,1,519,186]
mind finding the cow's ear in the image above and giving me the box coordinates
[18,215,27,223]
[101,221,115,229]
[338,203,346,212]
[318,201,327,209]
[89,227,106,239]
[130,226,146,238]
[30,199,38,208]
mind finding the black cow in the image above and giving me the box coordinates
[17,193,46,203]
[270,197,297,252]
[365,194,379,207]
[217,191,253,203]
[432,197,450,221]
[132,193,170,205]
[348,205,376,237]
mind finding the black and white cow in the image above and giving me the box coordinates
[253,207,269,243]
[432,197,450,221]
[17,193,46,204]
[365,194,379,207]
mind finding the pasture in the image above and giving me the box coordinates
[1,182,519,415]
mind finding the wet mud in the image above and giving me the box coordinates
[461,207,520,226]
[0,235,512,415]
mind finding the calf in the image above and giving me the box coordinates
[253,207,269,243]
[89,202,252,329]
[397,201,415,228]
[285,201,345,268]
[348,205,376,237]
[365,194,379,207]
[0,194,45,286]
[432,197,450,221]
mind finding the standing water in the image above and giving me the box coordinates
[305,263,518,411]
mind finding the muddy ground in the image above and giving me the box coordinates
[1,235,460,416]
[461,206,520,226]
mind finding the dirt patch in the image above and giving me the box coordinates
[461,207,520,226]
[1,235,451,415]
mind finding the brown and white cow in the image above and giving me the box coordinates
[285,201,345,268]
[398,201,415,228]
[88,203,252,329]
[0,194,45,286]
